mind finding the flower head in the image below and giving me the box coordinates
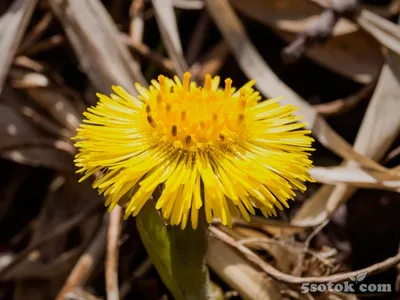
[74,73,314,229]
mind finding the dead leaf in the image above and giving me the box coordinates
[231,0,382,83]
[152,0,189,76]
[0,103,74,170]
[230,0,357,35]
[310,166,400,192]
[0,0,38,93]
[281,31,382,84]
[47,0,146,95]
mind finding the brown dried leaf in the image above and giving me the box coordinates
[310,166,400,192]
[231,0,382,83]
[310,0,400,57]
[281,31,382,84]
[230,0,356,35]
[0,0,38,93]
[48,0,146,95]
[152,0,189,76]
[0,102,74,170]
[10,68,81,133]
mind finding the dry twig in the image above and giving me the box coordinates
[189,41,230,81]
[172,0,204,10]
[313,80,376,116]
[186,12,210,65]
[0,201,102,280]
[56,215,108,300]
[121,34,175,74]
[129,0,144,45]
[106,207,122,300]
[211,227,400,284]
[18,12,53,54]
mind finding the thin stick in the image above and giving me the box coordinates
[18,12,53,54]
[210,226,400,284]
[172,0,204,10]
[186,12,210,65]
[189,41,230,81]
[313,80,376,116]
[56,215,108,300]
[106,207,122,300]
[292,220,330,276]
[129,0,144,45]
[121,34,175,74]
[22,35,64,56]
[0,139,75,155]
[119,257,153,298]
[0,201,101,279]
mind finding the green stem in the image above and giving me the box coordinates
[136,202,211,300]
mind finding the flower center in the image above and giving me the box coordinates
[142,73,249,151]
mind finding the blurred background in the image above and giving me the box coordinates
[0,0,399,299]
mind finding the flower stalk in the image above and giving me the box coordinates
[136,201,212,300]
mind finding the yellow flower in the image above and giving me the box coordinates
[74,72,314,229]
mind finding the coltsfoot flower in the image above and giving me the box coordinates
[74,73,314,229]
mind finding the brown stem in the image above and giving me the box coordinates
[210,226,400,284]
[106,207,122,300]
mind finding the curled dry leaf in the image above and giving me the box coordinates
[230,0,382,83]
[280,30,382,84]
[310,0,400,57]
[230,0,357,35]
